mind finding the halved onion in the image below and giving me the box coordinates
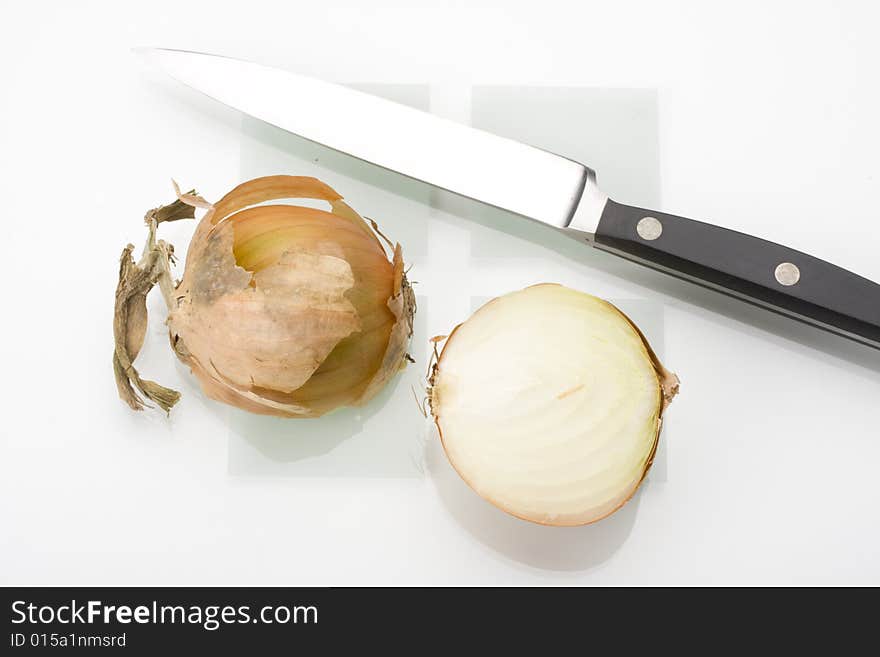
[429,284,679,526]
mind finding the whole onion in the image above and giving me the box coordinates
[113,175,415,417]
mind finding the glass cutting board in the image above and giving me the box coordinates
[226,85,669,482]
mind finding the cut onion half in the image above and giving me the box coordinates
[429,284,679,526]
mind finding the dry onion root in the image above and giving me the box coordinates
[428,284,679,526]
[113,175,415,417]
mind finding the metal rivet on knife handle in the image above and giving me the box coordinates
[775,262,800,286]
[636,216,663,241]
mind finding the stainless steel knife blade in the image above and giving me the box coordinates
[138,47,880,350]
[138,47,608,233]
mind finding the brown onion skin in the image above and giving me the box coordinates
[168,176,415,418]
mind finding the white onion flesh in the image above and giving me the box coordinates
[430,284,678,526]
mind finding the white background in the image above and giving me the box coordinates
[2,0,879,585]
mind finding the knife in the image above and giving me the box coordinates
[139,48,880,350]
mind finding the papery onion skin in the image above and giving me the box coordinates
[168,175,415,418]
[429,284,678,526]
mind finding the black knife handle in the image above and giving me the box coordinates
[593,199,880,348]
